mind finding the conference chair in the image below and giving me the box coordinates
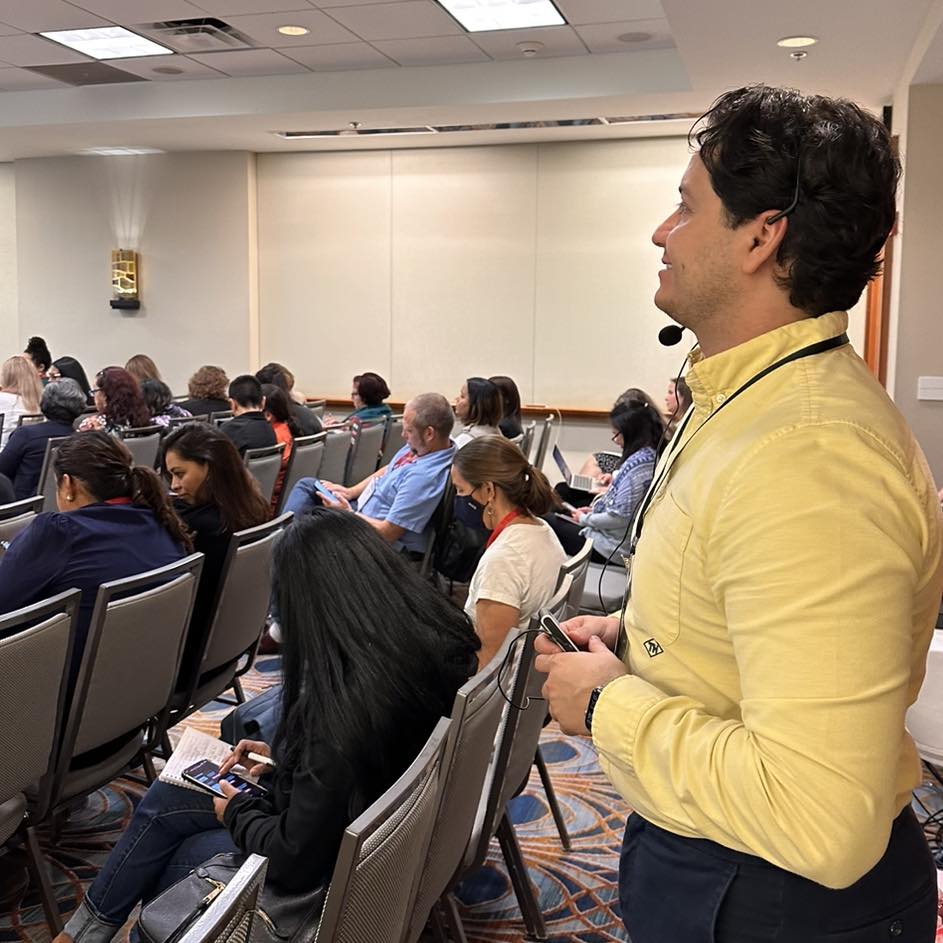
[420,481,456,580]
[167,514,290,726]
[580,559,629,615]
[557,538,593,620]
[531,415,555,472]
[0,495,44,553]
[244,443,286,505]
[344,420,386,486]
[0,590,80,932]
[168,413,209,427]
[379,414,405,468]
[406,636,513,942]
[36,434,71,511]
[175,855,268,943]
[312,717,451,943]
[119,425,163,469]
[210,410,233,426]
[319,429,352,484]
[17,413,45,427]
[0,495,43,521]
[518,421,536,461]
[275,432,326,515]
[306,398,326,421]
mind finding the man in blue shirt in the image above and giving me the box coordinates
[282,393,455,555]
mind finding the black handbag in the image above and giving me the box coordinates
[137,853,326,943]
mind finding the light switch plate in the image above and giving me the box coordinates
[917,376,943,401]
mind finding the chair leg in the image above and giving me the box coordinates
[429,901,452,943]
[534,748,571,851]
[215,677,247,707]
[161,731,173,757]
[24,825,62,934]
[142,751,157,784]
[442,894,468,943]
[496,813,547,941]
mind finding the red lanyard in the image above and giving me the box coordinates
[486,509,523,548]
[104,497,133,506]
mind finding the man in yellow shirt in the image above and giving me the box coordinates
[536,85,943,941]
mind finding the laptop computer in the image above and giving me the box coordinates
[552,445,597,492]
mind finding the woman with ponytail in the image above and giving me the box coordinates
[0,430,189,679]
[452,435,566,667]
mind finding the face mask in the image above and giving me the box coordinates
[464,495,486,519]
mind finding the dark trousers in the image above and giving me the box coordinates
[619,808,937,942]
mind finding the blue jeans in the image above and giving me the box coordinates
[281,478,322,518]
[64,781,238,943]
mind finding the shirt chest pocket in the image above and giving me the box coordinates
[631,489,693,648]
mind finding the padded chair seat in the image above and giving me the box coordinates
[0,793,27,845]
[58,732,144,803]
[579,562,627,614]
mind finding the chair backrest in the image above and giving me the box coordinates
[315,717,451,943]
[519,421,536,461]
[379,415,405,469]
[169,414,208,427]
[907,632,943,766]
[0,590,80,839]
[37,434,71,511]
[244,443,286,505]
[556,538,593,619]
[210,410,233,425]
[420,479,456,578]
[0,495,43,521]
[319,429,353,484]
[275,432,327,515]
[56,555,204,773]
[407,638,513,940]
[119,427,163,469]
[531,415,554,472]
[17,413,45,428]
[177,855,268,943]
[0,510,37,551]
[344,421,387,486]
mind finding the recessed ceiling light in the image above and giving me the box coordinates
[278,25,309,36]
[153,66,184,75]
[434,0,564,32]
[776,36,818,48]
[40,26,173,60]
[81,147,165,156]
[617,31,653,44]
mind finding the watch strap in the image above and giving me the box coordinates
[585,685,605,733]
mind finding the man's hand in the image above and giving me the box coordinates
[321,481,352,501]
[213,779,239,823]
[560,615,620,651]
[319,490,352,511]
[534,636,627,735]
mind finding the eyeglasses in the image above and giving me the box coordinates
[611,432,622,443]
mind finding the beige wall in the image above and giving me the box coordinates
[892,84,943,482]
[0,165,17,350]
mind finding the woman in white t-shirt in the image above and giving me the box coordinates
[0,355,42,449]
[452,435,566,667]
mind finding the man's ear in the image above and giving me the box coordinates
[741,212,789,275]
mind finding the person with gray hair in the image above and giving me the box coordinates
[282,393,455,557]
[0,377,84,499]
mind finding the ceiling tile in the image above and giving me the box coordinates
[191,0,316,12]
[73,0,210,24]
[553,0,664,26]
[0,0,109,32]
[0,34,93,66]
[470,25,587,59]
[188,47,311,74]
[0,23,25,37]
[103,52,228,79]
[280,41,395,69]
[312,0,403,7]
[325,1,461,40]
[374,35,490,65]
[225,9,360,45]
[0,66,69,90]
[575,18,673,53]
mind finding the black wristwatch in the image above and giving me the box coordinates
[585,686,605,733]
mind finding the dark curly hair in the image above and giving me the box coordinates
[692,85,900,317]
[353,372,390,407]
[96,366,151,428]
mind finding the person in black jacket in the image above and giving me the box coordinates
[220,375,276,456]
[56,510,479,943]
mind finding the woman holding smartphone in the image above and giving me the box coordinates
[56,509,479,943]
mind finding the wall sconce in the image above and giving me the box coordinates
[110,249,141,310]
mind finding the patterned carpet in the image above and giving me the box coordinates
[0,654,630,943]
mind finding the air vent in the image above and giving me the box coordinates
[138,17,253,53]
[601,112,701,126]
[277,126,437,139]
[25,62,146,86]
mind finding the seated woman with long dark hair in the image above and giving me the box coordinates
[453,377,503,449]
[489,374,523,439]
[56,509,480,943]
[261,383,301,511]
[78,366,151,434]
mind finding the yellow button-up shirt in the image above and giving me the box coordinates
[593,311,943,888]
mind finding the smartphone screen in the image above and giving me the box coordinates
[182,759,269,800]
[538,612,580,653]
[314,480,338,503]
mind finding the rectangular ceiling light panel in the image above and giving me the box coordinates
[40,26,173,60]
[436,0,564,32]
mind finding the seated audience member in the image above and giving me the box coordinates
[256,363,321,435]
[285,393,454,557]
[0,431,190,678]
[453,377,503,448]
[0,378,84,498]
[48,356,94,405]
[549,398,663,562]
[162,424,270,655]
[0,355,43,448]
[347,372,392,423]
[125,353,162,386]
[0,473,12,505]
[141,379,192,428]
[24,336,52,381]
[664,375,693,441]
[490,374,523,439]
[79,367,151,434]
[220,375,277,456]
[179,365,230,417]
[56,509,479,939]
[261,383,300,510]
[452,435,565,667]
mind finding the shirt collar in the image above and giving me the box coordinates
[685,310,849,409]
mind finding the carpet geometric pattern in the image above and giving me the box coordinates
[0,654,630,942]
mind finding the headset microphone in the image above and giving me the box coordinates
[658,324,684,346]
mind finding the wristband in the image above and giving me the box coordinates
[585,685,605,733]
